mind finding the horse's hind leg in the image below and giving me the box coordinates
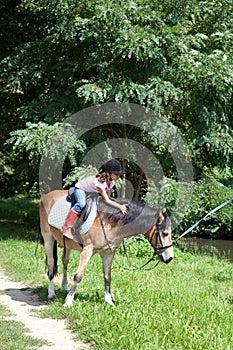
[63,246,93,307]
[61,247,71,292]
[44,232,57,299]
[101,251,115,305]
[40,199,58,299]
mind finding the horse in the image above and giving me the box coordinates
[40,190,174,306]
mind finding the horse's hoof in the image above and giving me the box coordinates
[63,300,73,307]
[106,300,115,306]
[63,295,73,307]
[62,285,70,293]
[104,292,115,306]
[48,293,56,299]
[63,302,70,307]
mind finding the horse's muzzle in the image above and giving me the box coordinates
[159,255,173,264]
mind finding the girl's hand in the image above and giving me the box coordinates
[97,187,128,214]
[120,204,128,215]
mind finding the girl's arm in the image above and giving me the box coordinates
[97,187,128,215]
[106,189,112,198]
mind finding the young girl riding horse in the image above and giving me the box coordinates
[62,159,128,239]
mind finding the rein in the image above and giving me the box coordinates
[96,208,171,271]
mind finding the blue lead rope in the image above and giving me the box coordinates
[175,198,233,242]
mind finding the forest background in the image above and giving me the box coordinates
[1,0,233,239]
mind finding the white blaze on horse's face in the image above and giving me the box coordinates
[156,212,174,264]
[158,230,174,263]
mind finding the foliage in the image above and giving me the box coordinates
[143,177,178,211]
[4,122,86,196]
[142,174,233,239]
[178,175,233,239]
[63,165,98,187]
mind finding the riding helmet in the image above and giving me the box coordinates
[100,159,123,175]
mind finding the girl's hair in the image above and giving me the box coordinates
[96,172,108,183]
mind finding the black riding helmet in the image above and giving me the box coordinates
[100,159,123,175]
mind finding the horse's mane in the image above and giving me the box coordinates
[98,197,162,233]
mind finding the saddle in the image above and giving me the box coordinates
[66,188,98,244]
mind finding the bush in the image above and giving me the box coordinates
[179,176,233,239]
[143,176,233,239]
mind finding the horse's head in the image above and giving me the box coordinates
[146,208,174,264]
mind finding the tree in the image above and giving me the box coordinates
[1,0,233,203]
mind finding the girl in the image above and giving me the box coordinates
[62,159,128,239]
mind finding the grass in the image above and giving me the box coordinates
[0,197,233,349]
[0,317,47,350]
[0,301,47,350]
[0,303,13,317]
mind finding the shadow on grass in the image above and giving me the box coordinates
[0,222,42,243]
[74,291,104,304]
[0,197,40,241]
[226,295,233,305]
[44,288,104,306]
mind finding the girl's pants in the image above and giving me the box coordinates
[72,188,86,214]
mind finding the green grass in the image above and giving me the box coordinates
[0,317,46,350]
[0,196,233,349]
[0,303,13,317]
[0,302,47,350]
[0,224,45,283]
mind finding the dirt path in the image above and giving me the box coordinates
[0,267,91,350]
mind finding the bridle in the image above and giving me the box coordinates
[150,223,174,255]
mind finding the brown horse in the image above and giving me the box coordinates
[40,190,174,306]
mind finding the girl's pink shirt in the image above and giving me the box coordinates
[75,175,115,193]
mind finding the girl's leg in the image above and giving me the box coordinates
[62,189,86,239]
[73,188,86,213]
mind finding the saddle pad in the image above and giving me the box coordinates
[48,196,71,230]
[48,195,97,235]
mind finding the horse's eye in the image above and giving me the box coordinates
[163,231,169,237]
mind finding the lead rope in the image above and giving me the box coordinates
[175,198,233,243]
[96,208,160,271]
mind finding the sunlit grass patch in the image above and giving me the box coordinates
[0,302,14,317]
[0,319,47,350]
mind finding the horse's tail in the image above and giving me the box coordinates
[53,240,58,276]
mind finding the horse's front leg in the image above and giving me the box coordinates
[61,247,71,292]
[63,246,93,307]
[101,251,115,306]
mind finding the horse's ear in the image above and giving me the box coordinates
[162,207,167,218]
[157,207,167,224]
[157,211,164,224]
